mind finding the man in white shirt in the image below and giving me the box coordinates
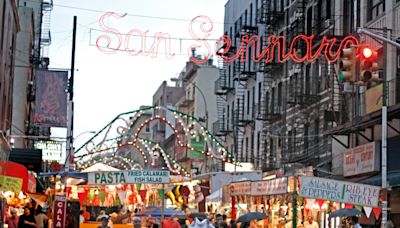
[303,216,319,228]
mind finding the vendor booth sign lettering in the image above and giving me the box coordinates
[299,176,381,207]
[88,170,170,185]
[53,196,66,228]
[251,177,288,196]
[230,181,252,196]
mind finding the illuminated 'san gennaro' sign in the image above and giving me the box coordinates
[95,13,360,63]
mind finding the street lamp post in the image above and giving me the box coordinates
[64,130,96,169]
[171,78,209,172]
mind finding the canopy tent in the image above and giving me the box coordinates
[206,188,223,203]
[81,163,120,172]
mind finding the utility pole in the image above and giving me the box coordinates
[65,16,77,171]
[381,26,388,228]
[357,27,400,228]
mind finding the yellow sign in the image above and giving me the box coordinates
[365,84,383,114]
[0,175,23,193]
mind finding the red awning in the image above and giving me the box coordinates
[0,161,29,192]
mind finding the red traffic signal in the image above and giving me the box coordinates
[360,46,379,83]
[361,47,373,59]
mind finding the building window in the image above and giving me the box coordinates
[368,0,385,21]
[247,90,250,115]
[227,104,230,130]
[250,4,253,26]
[251,133,254,162]
[245,137,249,162]
[257,132,260,162]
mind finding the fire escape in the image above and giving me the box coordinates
[275,0,308,168]
[213,59,234,138]
[256,0,284,170]
[40,0,53,63]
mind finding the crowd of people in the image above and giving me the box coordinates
[6,203,49,228]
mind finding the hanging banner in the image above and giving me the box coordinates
[251,177,288,196]
[34,70,68,127]
[230,181,252,196]
[299,176,381,207]
[88,170,170,185]
[53,196,67,228]
[343,142,380,177]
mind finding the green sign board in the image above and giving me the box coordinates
[0,175,23,193]
[189,132,205,159]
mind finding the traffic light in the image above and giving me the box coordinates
[338,46,356,82]
[360,46,379,83]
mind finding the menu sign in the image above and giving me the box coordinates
[88,170,170,185]
[0,175,23,193]
[230,182,252,196]
[344,142,380,177]
[251,177,288,195]
[299,176,381,207]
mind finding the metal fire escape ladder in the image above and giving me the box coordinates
[256,0,285,170]
[285,0,307,166]
[234,77,247,162]
[325,58,349,125]
[40,0,53,58]
[214,59,231,137]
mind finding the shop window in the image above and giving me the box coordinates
[368,0,385,21]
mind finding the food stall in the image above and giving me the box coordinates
[74,169,171,228]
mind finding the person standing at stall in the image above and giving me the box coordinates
[18,207,37,228]
[7,208,19,228]
[303,216,318,228]
[35,206,49,228]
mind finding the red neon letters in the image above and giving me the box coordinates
[95,13,360,63]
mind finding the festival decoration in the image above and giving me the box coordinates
[363,206,373,218]
[317,199,325,209]
[99,191,106,205]
[355,205,363,212]
[372,207,382,220]
[74,106,235,177]
[138,190,147,202]
[118,190,127,204]
[344,203,354,209]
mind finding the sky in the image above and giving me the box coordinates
[49,0,228,160]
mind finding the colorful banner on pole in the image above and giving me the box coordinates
[34,70,68,127]
[88,170,170,185]
[53,196,67,228]
[299,176,381,207]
